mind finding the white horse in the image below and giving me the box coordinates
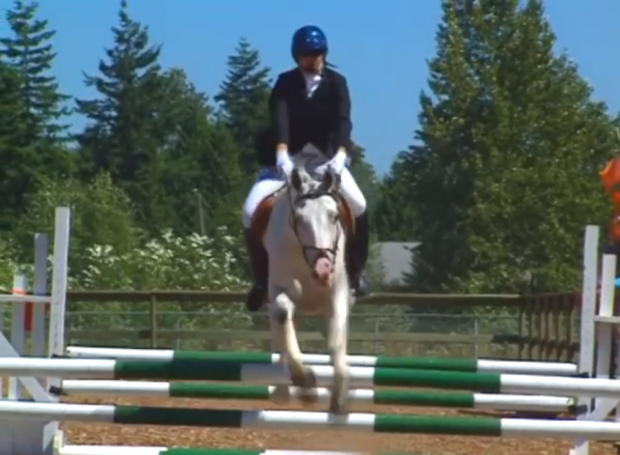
[264,164,353,416]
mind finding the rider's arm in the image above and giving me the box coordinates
[269,74,289,154]
[334,73,352,155]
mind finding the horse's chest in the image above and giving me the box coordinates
[288,276,331,316]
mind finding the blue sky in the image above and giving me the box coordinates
[3,1,618,174]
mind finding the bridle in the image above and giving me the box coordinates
[285,185,343,274]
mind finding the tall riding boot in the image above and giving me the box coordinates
[347,211,371,297]
[244,228,269,311]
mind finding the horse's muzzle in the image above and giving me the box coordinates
[312,256,334,287]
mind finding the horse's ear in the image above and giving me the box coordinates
[320,167,340,193]
[291,167,303,192]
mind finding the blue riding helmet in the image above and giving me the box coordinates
[291,25,328,60]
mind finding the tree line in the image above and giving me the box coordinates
[0,0,616,296]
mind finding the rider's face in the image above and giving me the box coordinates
[297,53,324,73]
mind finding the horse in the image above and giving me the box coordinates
[257,159,355,416]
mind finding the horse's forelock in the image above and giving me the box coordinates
[292,188,339,223]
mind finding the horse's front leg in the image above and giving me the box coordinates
[268,303,292,404]
[271,289,318,406]
[327,286,351,416]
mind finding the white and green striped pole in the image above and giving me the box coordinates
[0,358,606,396]
[60,447,424,455]
[66,346,578,376]
[55,381,576,413]
[5,401,620,438]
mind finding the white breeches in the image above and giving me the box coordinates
[242,166,367,228]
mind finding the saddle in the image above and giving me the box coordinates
[250,186,356,240]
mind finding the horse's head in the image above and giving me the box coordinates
[287,166,344,287]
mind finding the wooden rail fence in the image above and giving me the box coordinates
[48,290,581,362]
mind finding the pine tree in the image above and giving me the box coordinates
[374,155,418,242]
[0,0,71,141]
[75,0,167,230]
[0,62,31,230]
[157,68,244,234]
[0,1,72,231]
[215,38,271,175]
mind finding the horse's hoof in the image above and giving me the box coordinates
[288,361,318,405]
[271,385,292,404]
[329,375,351,416]
[329,396,350,416]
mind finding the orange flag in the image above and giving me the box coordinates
[601,156,620,239]
[600,156,620,201]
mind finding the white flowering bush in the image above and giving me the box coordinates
[0,236,21,292]
[75,226,247,291]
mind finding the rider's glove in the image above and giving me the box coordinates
[327,149,347,175]
[276,149,294,177]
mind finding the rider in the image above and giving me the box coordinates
[242,24,370,311]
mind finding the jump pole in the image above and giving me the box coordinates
[56,431,429,455]
[4,401,620,439]
[65,346,578,376]
[54,380,577,413]
[0,357,614,397]
[59,449,419,455]
[59,448,431,455]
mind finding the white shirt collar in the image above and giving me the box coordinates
[302,72,322,98]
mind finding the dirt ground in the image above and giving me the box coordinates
[60,385,619,455]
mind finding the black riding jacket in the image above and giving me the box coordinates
[256,67,353,166]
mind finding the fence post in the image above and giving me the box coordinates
[149,294,158,348]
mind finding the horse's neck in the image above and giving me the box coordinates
[269,191,297,244]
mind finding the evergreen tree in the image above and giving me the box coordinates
[16,172,142,267]
[0,0,72,230]
[157,68,244,234]
[215,38,271,176]
[398,0,614,293]
[0,62,31,231]
[374,154,418,242]
[75,0,167,230]
[0,0,71,141]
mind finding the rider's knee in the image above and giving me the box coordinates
[242,201,254,228]
[340,170,366,215]
[242,183,263,228]
[355,193,367,214]
[243,173,283,228]
[347,181,366,215]
[340,191,365,218]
